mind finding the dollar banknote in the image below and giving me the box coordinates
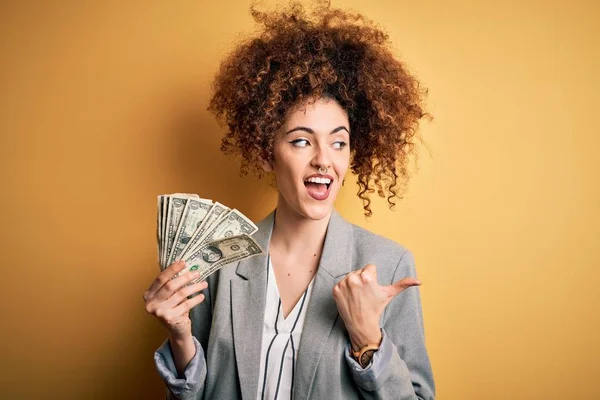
[160,196,170,267]
[181,209,258,260]
[157,196,164,265]
[163,196,189,268]
[179,202,230,259]
[181,234,264,283]
[167,197,213,265]
[158,194,203,269]
[157,194,263,277]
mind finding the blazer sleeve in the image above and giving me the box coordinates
[348,249,436,400]
[155,336,206,400]
[153,285,214,400]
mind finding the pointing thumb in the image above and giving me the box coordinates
[383,277,422,298]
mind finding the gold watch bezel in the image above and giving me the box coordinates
[352,344,379,368]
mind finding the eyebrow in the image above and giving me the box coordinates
[284,126,349,135]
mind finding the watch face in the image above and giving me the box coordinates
[359,349,376,367]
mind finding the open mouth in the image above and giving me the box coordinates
[303,176,332,201]
[304,176,332,190]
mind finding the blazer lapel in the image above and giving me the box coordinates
[231,211,275,400]
[293,210,354,400]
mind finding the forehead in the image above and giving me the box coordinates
[283,98,349,130]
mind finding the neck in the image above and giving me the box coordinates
[270,197,332,255]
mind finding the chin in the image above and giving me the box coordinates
[296,199,336,221]
[300,207,332,221]
[277,187,338,221]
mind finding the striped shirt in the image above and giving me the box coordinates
[256,255,315,400]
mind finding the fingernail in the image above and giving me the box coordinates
[191,271,200,277]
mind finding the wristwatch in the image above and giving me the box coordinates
[352,343,379,368]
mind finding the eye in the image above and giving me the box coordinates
[290,138,310,147]
[332,141,347,149]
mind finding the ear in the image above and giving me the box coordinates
[260,154,273,172]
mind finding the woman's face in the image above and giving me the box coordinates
[265,97,351,221]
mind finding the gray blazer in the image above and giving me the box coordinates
[155,210,435,399]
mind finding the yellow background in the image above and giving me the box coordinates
[1,1,598,399]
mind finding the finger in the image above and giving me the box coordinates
[171,292,207,316]
[360,263,377,276]
[155,270,201,302]
[346,271,362,288]
[146,279,206,317]
[383,277,422,298]
[346,269,360,278]
[359,264,377,283]
[145,260,187,299]
[163,280,208,309]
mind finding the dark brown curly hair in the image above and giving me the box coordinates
[208,0,428,216]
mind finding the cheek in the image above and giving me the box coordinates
[273,154,302,188]
[335,153,351,176]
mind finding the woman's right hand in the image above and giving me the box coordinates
[143,260,208,340]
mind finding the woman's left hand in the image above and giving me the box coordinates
[332,263,421,351]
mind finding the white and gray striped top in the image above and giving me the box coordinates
[256,255,315,400]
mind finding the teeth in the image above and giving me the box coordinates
[305,177,332,184]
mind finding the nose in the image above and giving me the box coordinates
[310,141,332,172]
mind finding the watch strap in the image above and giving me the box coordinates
[352,344,379,368]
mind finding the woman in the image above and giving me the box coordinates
[144,3,435,399]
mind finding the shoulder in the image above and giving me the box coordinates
[346,221,416,282]
[350,223,408,257]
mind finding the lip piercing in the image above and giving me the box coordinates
[318,166,328,175]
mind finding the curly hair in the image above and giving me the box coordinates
[208,0,428,216]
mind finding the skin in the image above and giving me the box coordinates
[264,97,351,318]
[143,97,421,377]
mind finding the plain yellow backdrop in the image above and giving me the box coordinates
[1,1,598,399]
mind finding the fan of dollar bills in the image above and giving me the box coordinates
[157,193,264,283]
